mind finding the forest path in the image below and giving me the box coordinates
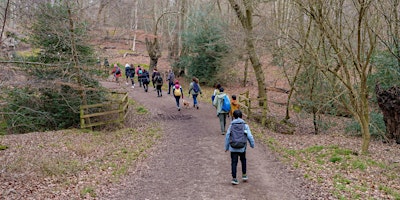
[99,81,310,200]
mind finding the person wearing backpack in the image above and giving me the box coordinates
[128,64,135,88]
[125,63,132,86]
[225,109,255,185]
[111,64,122,85]
[141,69,150,92]
[213,87,230,134]
[154,71,163,97]
[212,83,221,102]
[151,68,158,90]
[136,65,143,87]
[188,77,202,109]
[173,80,184,111]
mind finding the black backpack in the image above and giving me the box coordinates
[229,122,247,148]
[156,75,163,84]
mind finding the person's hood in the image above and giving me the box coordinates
[231,118,245,124]
[216,92,226,99]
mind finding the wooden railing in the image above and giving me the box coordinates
[80,91,129,129]
[237,90,268,126]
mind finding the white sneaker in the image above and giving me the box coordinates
[131,86,134,88]
[125,82,129,85]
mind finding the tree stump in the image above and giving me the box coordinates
[375,84,400,144]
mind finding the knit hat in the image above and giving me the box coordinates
[175,84,180,89]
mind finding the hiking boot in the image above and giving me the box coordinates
[178,107,181,111]
[196,105,199,109]
[231,178,239,185]
[242,174,248,181]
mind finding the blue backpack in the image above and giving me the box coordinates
[221,95,231,112]
[193,82,200,93]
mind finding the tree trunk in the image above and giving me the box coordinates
[243,58,248,87]
[228,0,268,107]
[132,0,139,51]
[376,84,400,144]
[145,37,161,71]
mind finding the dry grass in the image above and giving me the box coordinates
[0,102,162,199]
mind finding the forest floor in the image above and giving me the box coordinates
[1,36,400,199]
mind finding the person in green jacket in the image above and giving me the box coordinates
[213,87,229,135]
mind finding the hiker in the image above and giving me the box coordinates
[188,77,202,109]
[104,58,109,68]
[167,69,175,94]
[173,80,183,111]
[141,69,150,92]
[111,64,122,85]
[128,64,135,88]
[125,63,132,85]
[229,95,240,119]
[151,68,158,90]
[212,83,221,102]
[136,65,143,87]
[225,109,255,185]
[213,87,230,134]
[154,71,163,97]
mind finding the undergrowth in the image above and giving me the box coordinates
[250,121,400,200]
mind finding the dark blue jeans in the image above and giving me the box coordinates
[175,96,181,108]
[192,94,198,106]
[231,151,246,179]
[168,82,174,94]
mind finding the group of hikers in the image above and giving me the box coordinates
[110,62,255,186]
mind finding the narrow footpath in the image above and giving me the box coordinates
[100,81,315,200]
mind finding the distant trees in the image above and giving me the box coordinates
[2,2,102,133]
[174,6,229,84]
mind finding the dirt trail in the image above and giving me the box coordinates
[99,81,314,200]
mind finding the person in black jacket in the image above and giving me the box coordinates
[141,69,150,92]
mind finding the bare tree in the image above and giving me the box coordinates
[227,0,268,107]
[290,0,377,153]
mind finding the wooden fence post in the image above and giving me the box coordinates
[80,107,85,128]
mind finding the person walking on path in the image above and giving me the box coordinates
[173,80,183,111]
[229,95,240,120]
[188,77,202,109]
[151,68,158,90]
[225,109,255,185]
[167,69,175,94]
[136,65,143,87]
[127,64,135,88]
[141,69,150,92]
[213,87,230,134]
[125,63,132,85]
[111,64,122,85]
[212,83,221,102]
[154,71,163,97]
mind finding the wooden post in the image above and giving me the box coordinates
[80,106,85,128]
[248,98,252,120]
[261,97,267,126]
